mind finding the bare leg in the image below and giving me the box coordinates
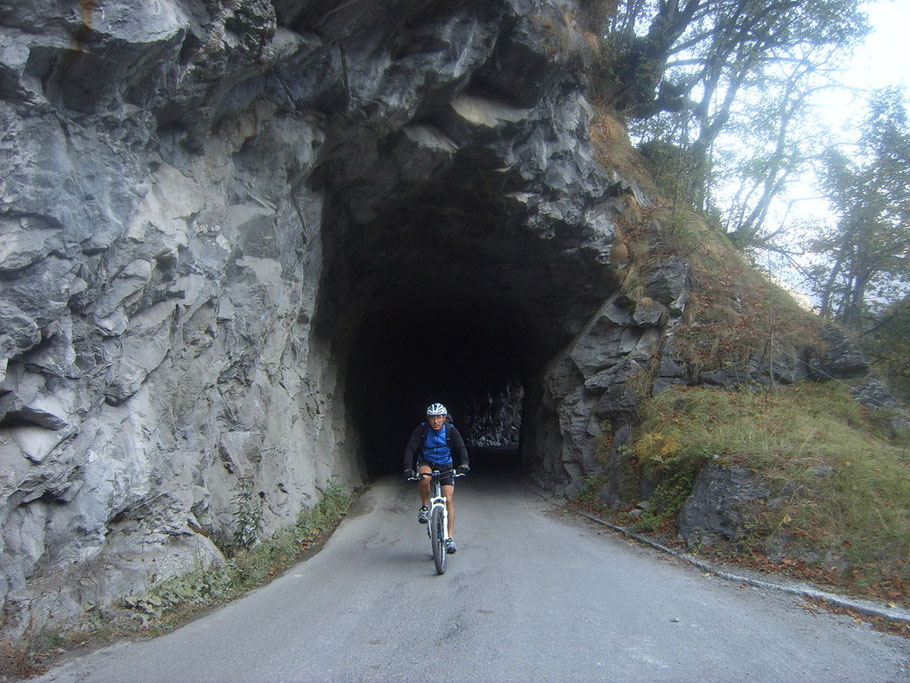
[442,483,455,538]
[418,465,432,507]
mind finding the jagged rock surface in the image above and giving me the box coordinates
[0,0,647,636]
[807,324,869,380]
[2,0,901,640]
[677,462,773,547]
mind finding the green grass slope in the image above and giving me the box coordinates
[585,107,909,610]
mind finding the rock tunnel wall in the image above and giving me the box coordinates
[0,0,663,634]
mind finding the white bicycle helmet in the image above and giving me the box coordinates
[426,402,447,416]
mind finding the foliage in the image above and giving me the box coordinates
[232,475,264,551]
[808,88,910,330]
[629,395,712,531]
[121,564,235,622]
[136,478,351,615]
[711,67,819,249]
[590,0,869,247]
[0,480,354,679]
[627,383,909,600]
[636,466,703,532]
[863,294,910,405]
[574,473,612,518]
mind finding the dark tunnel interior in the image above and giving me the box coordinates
[313,142,617,482]
[345,295,534,477]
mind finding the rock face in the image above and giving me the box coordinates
[0,0,655,635]
[462,380,524,448]
[0,0,902,639]
[807,325,869,380]
[677,462,773,548]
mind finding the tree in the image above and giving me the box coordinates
[809,88,910,330]
[602,0,867,121]
[595,0,869,243]
[715,51,828,248]
[864,294,910,404]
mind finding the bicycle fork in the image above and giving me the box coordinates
[427,486,448,540]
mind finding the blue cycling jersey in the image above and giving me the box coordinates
[422,424,452,465]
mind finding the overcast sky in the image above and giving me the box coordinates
[754,0,908,303]
[821,0,909,139]
[848,1,908,91]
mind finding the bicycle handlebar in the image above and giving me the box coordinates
[407,470,467,482]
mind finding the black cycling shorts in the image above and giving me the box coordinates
[416,461,454,487]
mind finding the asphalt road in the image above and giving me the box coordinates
[36,468,909,682]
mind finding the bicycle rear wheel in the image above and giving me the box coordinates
[430,507,447,575]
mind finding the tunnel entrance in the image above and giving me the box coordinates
[346,295,531,477]
[311,180,618,486]
[308,93,621,487]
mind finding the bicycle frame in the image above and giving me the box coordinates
[410,469,464,574]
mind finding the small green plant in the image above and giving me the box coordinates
[636,466,701,532]
[0,474,359,681]
[574,473,610,516]
[628,425,711,531]
[122,563,234,625]
[232,475,263,550]
[594,420,614,464]
[614,444,642,503]
[120,478,353,623]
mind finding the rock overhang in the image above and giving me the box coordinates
[0,0,646,635]
[308,81,622,474]
[310,81,620,342]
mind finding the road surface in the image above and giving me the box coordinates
[36,469,909,681]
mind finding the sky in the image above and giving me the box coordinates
[757,0,909,303]
[819,0,909,139]
[844,1,908,93]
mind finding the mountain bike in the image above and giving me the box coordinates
[409,469,466,575]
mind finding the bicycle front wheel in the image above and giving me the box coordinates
[430,507,447,575]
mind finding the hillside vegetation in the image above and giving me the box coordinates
[620,384,906,602]
[584,107,909,608]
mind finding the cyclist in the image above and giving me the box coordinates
[403,402,469,554]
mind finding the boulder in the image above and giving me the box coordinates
[677,461,772,547]
[807,324,868,379]
[645,256,690,310]
[849,376,909,433]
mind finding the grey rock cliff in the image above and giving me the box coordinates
[1,0,901,639]
[0,0,648,636]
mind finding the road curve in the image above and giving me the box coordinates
[36,471,909,682]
